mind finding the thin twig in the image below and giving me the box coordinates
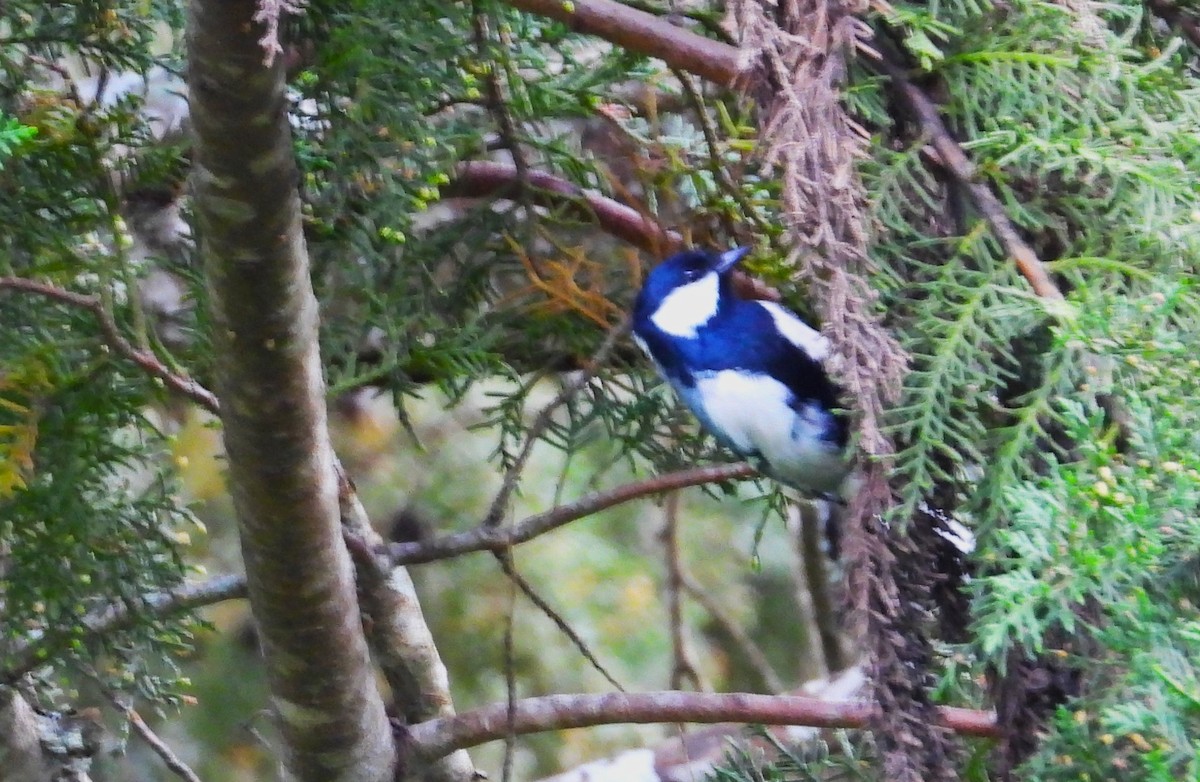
[389,462,756,565]
[795,502,846,673]
[0,277,221,413]
[501,570,519,782]
[403,690,1000,761]
[494,552,626,692]
[661,492,705,691]
[103,689,203,782]
[784,503,832,679]
[472,4,533,186]
[673,69,782,252]
[678,568,787,694]
[481,315,632,527]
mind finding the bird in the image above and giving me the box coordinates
[632,246,851,498]
[631,245,977,564]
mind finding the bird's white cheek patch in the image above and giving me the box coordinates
[650,274,719,338]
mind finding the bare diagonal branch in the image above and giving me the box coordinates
[389,463,755,565]
[0,277,220,413]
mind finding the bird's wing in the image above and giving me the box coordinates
[753,301,831,363]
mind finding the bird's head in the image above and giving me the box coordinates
[634,246,750,338]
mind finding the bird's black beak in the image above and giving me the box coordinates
[714,246,751,274]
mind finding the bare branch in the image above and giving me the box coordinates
[337,472,477,782]
[0,276,220,413]
[496,552,626,691]
[404,690,1000,761]
[1145,0,1200,49]
[783,503,832,680]
[388,463,756,565]
[661,493,706,692]
[446,161,682,254]
[503,0,743,86]
[103,690,203,782]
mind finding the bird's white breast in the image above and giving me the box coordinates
[688,370,847,494]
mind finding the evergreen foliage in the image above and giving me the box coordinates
[1,0,195,706]
[1,0,1198,776]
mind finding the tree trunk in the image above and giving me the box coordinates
[186,1,395,779]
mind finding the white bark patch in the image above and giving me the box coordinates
[275,696,338,730]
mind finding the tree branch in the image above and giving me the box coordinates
[503,0,743,86]
[1144,0,1200,49]
[103,689,203,782]
[0,276,220,414]
[338,474,477,782]
[492,0,1065,303]
[188,0,394,775]
[388,463,756,565]
[404,691,1000,761]
[2,574,247,684]
[861,53,1064,301]
[446,161,682,254]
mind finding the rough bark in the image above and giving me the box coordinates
[186,1,394,779]
[339,479,476,782]
[0,689,102,782]
[0,689,53,781]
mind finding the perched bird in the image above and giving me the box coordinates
[632,246,850,497]
[632,245,977,568]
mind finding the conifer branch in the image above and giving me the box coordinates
[2,575,247,683]
[864,54,1065,301]
[0,277,221,413]
[481,315,631,527]
[491,0,1065,304]
[403,691,1000,761]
